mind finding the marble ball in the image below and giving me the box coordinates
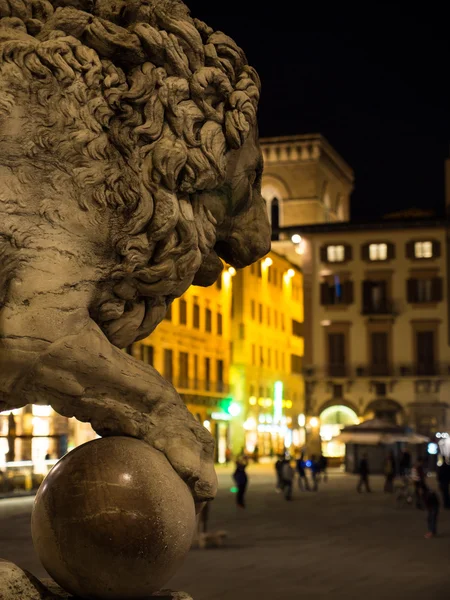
[31,437,196,600]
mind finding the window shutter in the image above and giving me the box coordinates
[320,282,330,305]
[343,281,354,304]
[362,280,371,310]
[432,241,441,258]
[361,244,370,261]
[387,243,395,260]
[344,244,353,262]
[320,246,328,263]
[406,241,415,259]
[432,277,443,302]
[407,278,417,303]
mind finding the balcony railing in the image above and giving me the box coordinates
[176,378,230,394]
[361,301,397,316]
[305,363,450,378]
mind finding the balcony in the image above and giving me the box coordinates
[304,363,450,379]
[176,378,230,394]
[361,300,397,316]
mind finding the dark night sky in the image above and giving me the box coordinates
[190,4,450,220]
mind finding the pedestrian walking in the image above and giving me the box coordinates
[309,454,320,492]
[399,449,412,478]
[437,458,450,509]
[233,457,248,508]
[275,455,284,492]
[357,453,372,493]
[384,451,396,493]
[412,456,426,509]
[419,484,440,538]
[281,458,294,501]
[318,454,328,483]
[296,453,310,491]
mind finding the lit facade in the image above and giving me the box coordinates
[260,134,354,231]
[230,252,305,457]
[279,218,450,460]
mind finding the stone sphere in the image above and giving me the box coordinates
[31,437,196,600]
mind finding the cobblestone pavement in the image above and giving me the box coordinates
[0,465,448,600]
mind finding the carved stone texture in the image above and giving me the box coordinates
[0,0,271,505]
[32,437,196,599]
[0,562,193,599]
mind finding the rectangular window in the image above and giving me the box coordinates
[140,345,154,366]
[417,279,433,303]
[370,332,389,375]
[260,346,264,366]
[216,274,222,289]
[374,382,387,397]
[165,304,172,321]
[369,243,388,261]
[163,349,173,382]
[179,299,187,325]
[205,308,212,332]
[363,280,388,313]
[292,319,303,337]
[217,312,223,336]
[193,354,198,389]
[415,241,433,259]
[193,302,200,329]
[259,303,263,323]
[274,311,279,328]
[267,348,271,367]
[416,331,435,375]
[327,245,345,262]
[291,354,302,374]
[179,351,189,387]
[217,359,224,392]
[333,384,343,399]
[273,269,277,286]
[281,314,285,331]
[251,300,256,320]
[267,307,271,326]
[258,262,262,278]
[328,333,346,376]
[250,263,256,276]
[205,357,211,390]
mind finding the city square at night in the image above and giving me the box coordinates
[0,1,450,598]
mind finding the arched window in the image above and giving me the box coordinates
[271,198,280,240]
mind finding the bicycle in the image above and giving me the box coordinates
[394,476,414,508]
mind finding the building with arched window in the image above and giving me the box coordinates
[260,134,354,234]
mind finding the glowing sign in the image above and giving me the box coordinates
[274,381,283,424]
[428,443,438,455]
[211,412,231,421]
[228,402,242,417]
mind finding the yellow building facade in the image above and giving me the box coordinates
[230,252,305,458]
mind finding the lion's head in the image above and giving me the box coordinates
[0,0,271,347]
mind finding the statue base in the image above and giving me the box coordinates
[0,561,193,600]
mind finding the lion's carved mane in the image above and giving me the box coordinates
[0,0,261,346]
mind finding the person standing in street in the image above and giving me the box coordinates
[233,456,248,508]
[399,449,412,478]
[275,455,284,492]
[357,453,372,493]
[384,451,396,493]
[419,484,440,538]
[309,454,320,492]
[281,457,295,501]
[437,458,450,509]
[412,456,426,509]
[296,452,310,491]
[318,453,328,483]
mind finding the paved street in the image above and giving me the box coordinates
[0,465,449,600]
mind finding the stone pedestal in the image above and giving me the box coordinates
[0,561,193,600]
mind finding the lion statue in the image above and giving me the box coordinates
[0,0,271,503]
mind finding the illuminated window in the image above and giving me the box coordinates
[179,299,187,325]
[217,312,223,336]
[369,243,388,261]
[326,245,345,262]
[415,241,433,259]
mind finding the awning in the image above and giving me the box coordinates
[334,431,429,445]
